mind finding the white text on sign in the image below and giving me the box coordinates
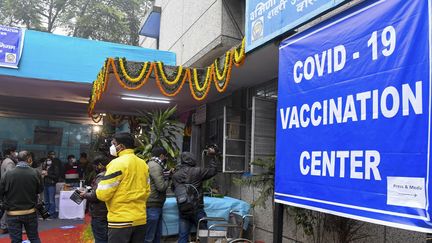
[299,150,381,180]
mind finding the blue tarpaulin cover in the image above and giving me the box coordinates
[162,196,251,236]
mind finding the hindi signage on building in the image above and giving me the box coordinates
[275,0,432,232]
[0,25,24,69]
[245,0,345,52]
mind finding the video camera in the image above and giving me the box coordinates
[0,200,50,220]
[204,144,221,156]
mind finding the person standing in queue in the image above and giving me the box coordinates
[78,153,96,186]
[80,154,111,243]
[0,151,43,243]
[96,133,150,243]
[172,148,218,243]
[145,147,173,243]
[41,151,61,219]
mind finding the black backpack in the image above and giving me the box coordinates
[174,183,199,216]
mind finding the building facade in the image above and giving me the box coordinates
[140,1,427,242]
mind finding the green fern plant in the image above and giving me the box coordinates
[233,157,275,208]
[135,106,182,168]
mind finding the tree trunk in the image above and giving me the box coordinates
[73,0,92,37]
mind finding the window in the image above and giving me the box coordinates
[223,106,247,173]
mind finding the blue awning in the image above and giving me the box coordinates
[0,30,175,83]
[139,6,161,38]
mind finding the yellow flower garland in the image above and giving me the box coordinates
[88,37,247,116]
[190,65,213,101]
[214,51,231,81]
[213,54,233,93]
[233,38,246,66]
[119,58,149,83]
[156,62,184,85]
[155,68,190,97]
[113,59,155,90]
[192,67,212,92]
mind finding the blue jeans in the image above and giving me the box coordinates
[178,209,207,243]
[91,217,108,243]
[7,212,40,243]
[44,185,56,217]
[145,207,163,243]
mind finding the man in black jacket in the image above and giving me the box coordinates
[0,151,43,243]
[172,150,217,243]
[41,151,61,219]
[80,154,110,243]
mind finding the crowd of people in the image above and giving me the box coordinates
[0,132,218,243]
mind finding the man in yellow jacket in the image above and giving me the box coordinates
[96,133,150,243]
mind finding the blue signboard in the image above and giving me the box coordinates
[275,0,432,232]
[245,0,345,52]
[0,25,24,69]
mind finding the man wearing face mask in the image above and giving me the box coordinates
[0,147,18,234]
[64,155,79,186]
[145,147,173,243]
[41,151,61,219]
[96,133,150,243]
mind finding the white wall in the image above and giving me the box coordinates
[141,0,243,66]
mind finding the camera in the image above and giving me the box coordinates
[205,144,220,156]
[35,202,50,220]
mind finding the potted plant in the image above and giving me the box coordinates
[134,106,183,169]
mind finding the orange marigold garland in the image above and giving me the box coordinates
[233,38,246,67]
[190,66,213,101]
[112,59,155,90]
[119,58,149,83]
[214,51,231,81]
[213,51,233,93]
[154,62,189,97]
[155,67,190,97]
[88,38,247,116]
[156,62,183,85]
[89,59,110,115]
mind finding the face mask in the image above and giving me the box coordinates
[110,144,118,157]
[46,159,52,166]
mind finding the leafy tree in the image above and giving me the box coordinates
[0,0,153,45]
[0,0,44,30]
[66,0,151,45]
